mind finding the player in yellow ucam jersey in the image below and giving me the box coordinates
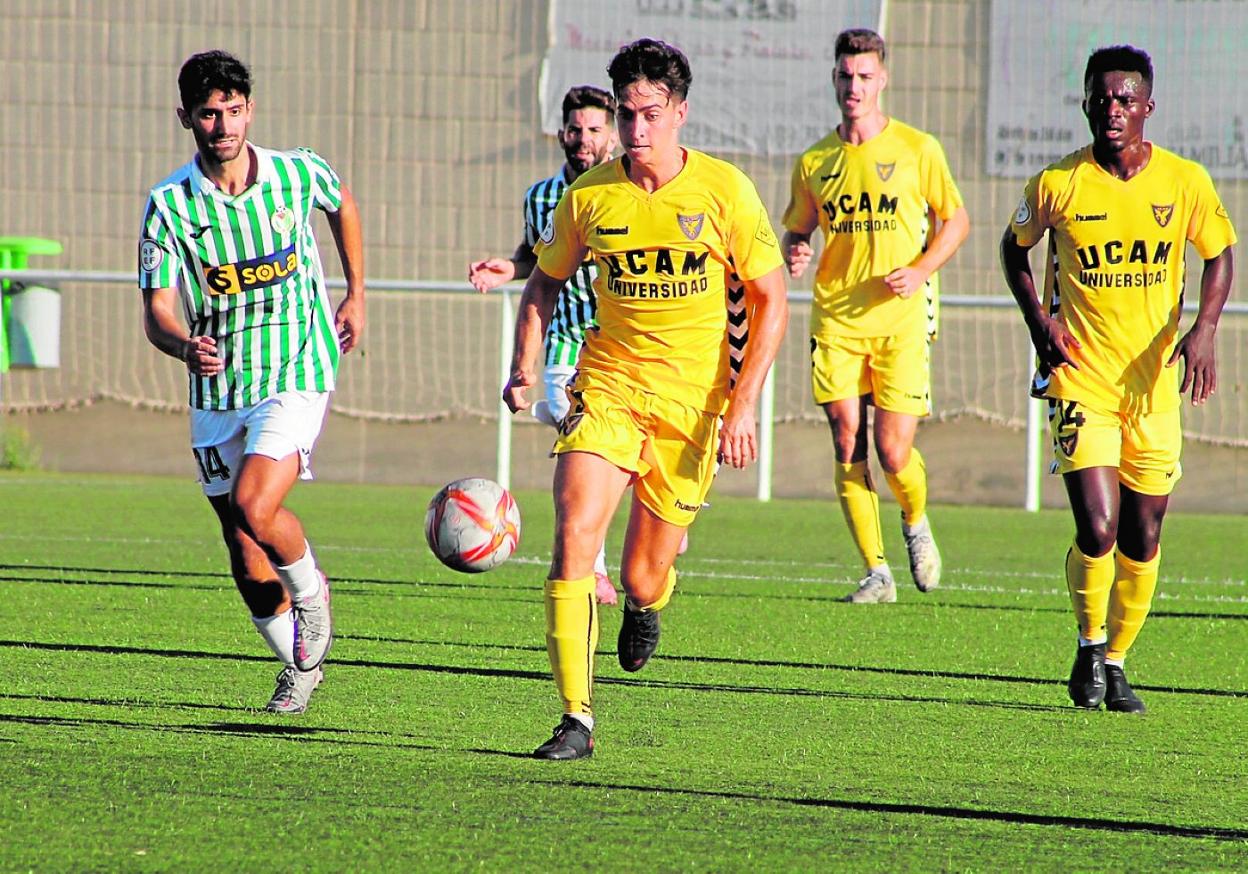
[1001,45,1235,713]
[782,29,969,603]
[504,38,788,759]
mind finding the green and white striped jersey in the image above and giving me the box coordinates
[523,170,597,367]
[138,145,343,410]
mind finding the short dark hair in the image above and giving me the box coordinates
[1084,45,1154,94]
[178,50,252,111]
[562,85,616,126]
[606,38,692,102]
[834,28,886,63]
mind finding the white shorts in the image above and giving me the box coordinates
[189,391,330,497]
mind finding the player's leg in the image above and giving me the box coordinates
[872,332,939,591]
[534,450,632,759]
[192,412,320,713]
[1052,400,1124,709]
[618,395,719,670]
[1102,409,1181,713]
[812,336,892,602]
[1061,466,1120,708]
[231,392,334,672]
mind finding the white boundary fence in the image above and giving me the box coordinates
[2,268,1245,512]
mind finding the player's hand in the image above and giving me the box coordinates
[884,266,928,299]
[182,336,223,376]
[785,241,813,279]
[1168,322,1217,405]
[717,405,758,470]
[468,258,516,293]
[502,367,536,414]
[335,293,366,353]
[1029,315,1080,371]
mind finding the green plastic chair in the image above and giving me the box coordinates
[0,237,63,373]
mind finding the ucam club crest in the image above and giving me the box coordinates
[1152,203,1174,227]
[875,162,896,181]
[677,212,704,241]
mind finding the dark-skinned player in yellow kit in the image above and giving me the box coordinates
[1001,45,1235,714]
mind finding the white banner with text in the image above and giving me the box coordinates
[542,0,882,156]
[987,0,1248,178]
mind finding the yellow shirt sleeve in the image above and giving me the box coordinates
[1010,171,1049,248]
[918,135,963,222]
[534,189,587,281]
[729,173,785,282]
[1186,165,1237,259]
[781,154,819,235]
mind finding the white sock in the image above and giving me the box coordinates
[869,563,893,579]
[902,516,929,537]
[1105,657,1124,668]
[567,712,594,731]
[1079,635,1108,647]
[593,545,608,577]
[277,542,321,603]
[252,609,295,665]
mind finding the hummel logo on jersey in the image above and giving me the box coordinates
[821,171,842,181]
[1075,213,1107,222]
[204,242,298,296]
[673,498,700,512]
[189,225,212,239]
[596,226,629,236]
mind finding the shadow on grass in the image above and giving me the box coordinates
[539,778,1248,843]
[0,710,531,760]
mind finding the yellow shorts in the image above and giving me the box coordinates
[810,331,931,415]
[1049,399,1183,496]
[552,376,720,526]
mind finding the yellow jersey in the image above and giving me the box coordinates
[1011,144,1236,413]
[536,148,784,413]
[784,119,963,339]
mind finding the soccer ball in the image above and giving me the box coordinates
[424,477,521,573]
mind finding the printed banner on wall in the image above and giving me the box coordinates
[542,0,883,156]
[987,0,1248,178]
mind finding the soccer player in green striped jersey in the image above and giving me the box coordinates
[469,85,619,605]
[138,50,365,714]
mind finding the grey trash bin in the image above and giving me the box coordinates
[6,283,60,368]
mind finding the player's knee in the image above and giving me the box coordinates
[1076,515,1117,557]
[230,492,280,543]
[877,444,911,475]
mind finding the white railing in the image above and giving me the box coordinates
[3,269,1244,511]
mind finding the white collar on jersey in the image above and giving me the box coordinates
[188,143,276,195]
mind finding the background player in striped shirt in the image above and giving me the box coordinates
[1002,45,1235,713]
[782,29,969,604]
[138,50,365,714]
[469,86,620,605]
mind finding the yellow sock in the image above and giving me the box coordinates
[836,460,885,568]
[883,448,927,527]
[1107,548,1160,662]
[633,566,676,613]
[1065,543,1114,642]
[544,575,598,717]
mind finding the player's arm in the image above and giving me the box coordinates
[323,184,365,353]
[1000,227,1080,371]
[720,265,789,470]
[1167,246,1234,405]
[884,206,969,299]
[503,267,566,414]
[468,240,538,293]
[141,286,223,376]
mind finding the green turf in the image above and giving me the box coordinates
[1,471,1246,871]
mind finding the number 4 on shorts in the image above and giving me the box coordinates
[193,446,232,482]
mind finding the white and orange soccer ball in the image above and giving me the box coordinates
[424,477,521,573]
